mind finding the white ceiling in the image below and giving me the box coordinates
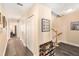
[3,3,33,20]
[2,3,79,20]
[42,3,79,14]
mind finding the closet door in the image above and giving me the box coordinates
[26,17,34,53]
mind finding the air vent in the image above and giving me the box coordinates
[17,3,23,6]
[51,11,63,17]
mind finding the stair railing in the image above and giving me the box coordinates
[52,28,62,47]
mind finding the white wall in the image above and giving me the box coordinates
[18,4,53,56]
[52,10,79,46]
[0,4,7,56]
[18,4,39,56]
[39,4,52,45]
[64,11,79,46]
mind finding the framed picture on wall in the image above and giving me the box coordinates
[41,18,50,32]
[2,16,7,28]
[0,12,1,24]
[71,21,79,30]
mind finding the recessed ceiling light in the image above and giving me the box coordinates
[61,8,76,15]
[66,9,74,13]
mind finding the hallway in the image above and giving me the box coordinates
[1,3,79,56]
[5,37,33,56]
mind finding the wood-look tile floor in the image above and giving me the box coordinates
[54,42,79,56]
[5,38,79,56]
[5,37,33,56]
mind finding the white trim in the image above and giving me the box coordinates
[61,41,79,47]
[20,39,26,47]
[3,29,9,56]
[3,40,8,56]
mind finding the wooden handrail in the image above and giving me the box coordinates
[52,28,57,32]
[52,32,62,39]
[52,28,62,47]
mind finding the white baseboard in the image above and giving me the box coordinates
[21,39,26,47]
[3,39,8,56]
[61,41,79,47]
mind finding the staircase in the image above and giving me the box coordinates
[52,28,62,47]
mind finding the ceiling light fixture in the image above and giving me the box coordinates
[61,8,76,15]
